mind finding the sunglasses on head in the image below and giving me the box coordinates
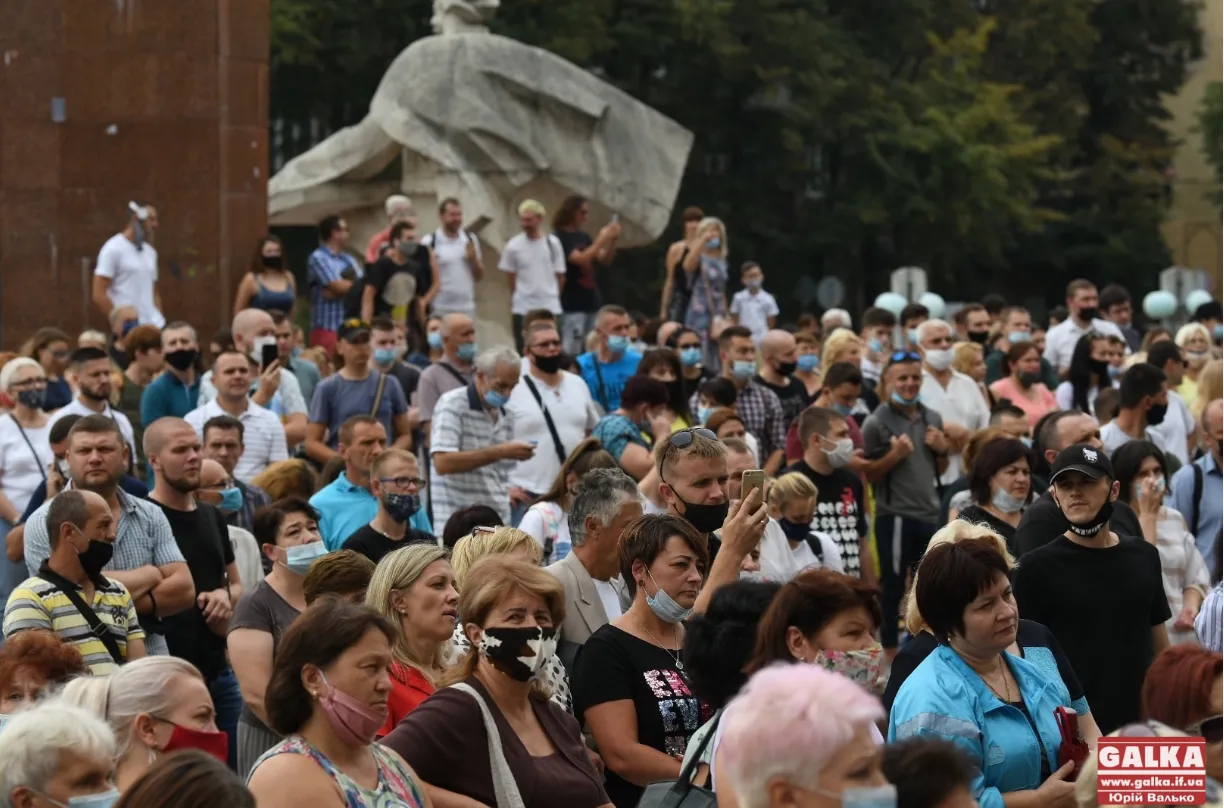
[1190,715,1223,744]
[668,428,717,448]
[887,351,922,366]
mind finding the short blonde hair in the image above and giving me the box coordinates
[450,527,541,589]
[653,427,727,477]
[1196,359,1222,416]
[904,521,1016,635]
[768,472,817,508]
[952,342,983,377]
[1175,322,1212,349]
[518,199,546,217]
[365,544,452,678]
[820,329,863,366]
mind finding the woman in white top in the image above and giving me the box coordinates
[1113,440,1210,644]
[758,472,843,582]
[0,359,53,529]
[1055,332,1114,413]
[518,438,615,565]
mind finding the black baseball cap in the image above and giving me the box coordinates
[1049,443,1113,483]
[338,319,371,342]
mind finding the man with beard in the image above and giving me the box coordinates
[4,489,147,673]
[146,416,243,769]
[22,415,194,656]
[48,347,138,465]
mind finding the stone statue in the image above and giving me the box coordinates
[268,0,694,346]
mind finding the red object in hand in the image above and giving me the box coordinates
[1056,706,1089,779]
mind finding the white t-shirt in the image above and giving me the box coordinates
[920,369,991,484]
[1149,389,1195,465]
[505,370,598,492]
[518,503,572,564]
[422,229,481,315]
[0,418,53,517]
[1055,381,1112,414]
[95,233,164,327]
[1101,419,1170,457]
[1043,317,1125,374]
[47,400,138,466]
[758,519,844,582]
[499,232,565,315]
[729,289,779,344]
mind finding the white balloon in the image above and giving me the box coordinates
[1143,290,1178,319]
[919,292,947,320]
[874,292,908,317]
[1185,289,1213,314]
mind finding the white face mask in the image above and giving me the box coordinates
[823,437,855,468]
[925,348,955,371]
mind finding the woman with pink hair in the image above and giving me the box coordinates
[715,665,893,807]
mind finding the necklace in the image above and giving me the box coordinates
[984,655,1012,703]
[639,621,684,671]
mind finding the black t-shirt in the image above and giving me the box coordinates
[783,459,868,577]
[882,619,1085,715]
[956,503,1019,555]
[341,524,437,565]
[364,247,432,318]
[155,502,236,681]
[1012,535,1171,734]
[556,229,599,313]
[571,624,710,808]
[1015,491,1142,556]
[755,374,808,429]
[386,361,421,402]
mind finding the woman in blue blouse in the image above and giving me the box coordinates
[888,532,1079,808]
[591,376,672,481]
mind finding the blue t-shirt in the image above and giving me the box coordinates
[576,351,641,412]
[591,414,649,463]
[308,372,407,448]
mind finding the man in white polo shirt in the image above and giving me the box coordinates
[421,197,484,317]
[92,202,165,328]
[1043,278,1126,377]
[184,350,288,483]
[499,199,565,351]
[916,319,990,484]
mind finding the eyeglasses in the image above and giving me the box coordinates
[379,476,427,489]
[668,428,717,448]
[1189,714,1223,744]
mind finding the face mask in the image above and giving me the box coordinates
[477,625,558,682]
[968,331,989,345]
[1020,436,1033,448]
[1134,477,1165,500]
[868,338,886,354]
[41,789,122,808]
[1017,370,1041,388]
[484,389,508,409]
[373,348,398,366]
[644,570,693,623]
[907,328,920,345]
[731,360,756,381]
[457,342,479,362]
[316,671,384,746]
[924,348,954,371]
[1146,401,1168,426]
[384,492,421,524]
[778,518,812,543]
[695,407,713,426]
[797,354,819,373]
[215,486,243,514]
[706,237,721,249]
[745,279,762,291]
[75,531,114,577]
[1089,359,1111,380]
[250,336,277,365]
[396,239,415,254]
[1056,495,1114,537]
[262,254,283,269]
[1215,324,1223,342]
[774,360,798,377]
[533,353,563,374]
[427,332,443,350]
[680,347,703,368]
[159,721,229,763]
[164,348,199,372]
[812,644,885,692]
[17,388,45,409]
[833,402,854,417]
[675,494,729,535]
[283,541,328,576]
[891,391,918,407]
[739,569,764,582]
[824,437,855,469]
[1008,330,1030,344]
[606,334,630,355]
[0,713,12,734]
[828,785,898,808]
[1107,364,1123,380]
[1187,349,1210,364]
[992,488,1027,514]
[1078,306,1100,321]
[121,319,139,338]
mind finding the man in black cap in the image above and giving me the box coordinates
[1013,443,1170,735]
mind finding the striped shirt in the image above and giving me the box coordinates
[184,399,289,484]
[1197,582,1223,652]
[1155,508,1212,644]
[429,385,515,532]
[4,571,144,674]
[307,246,362,332]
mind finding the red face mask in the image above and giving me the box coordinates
[160,722,229,764]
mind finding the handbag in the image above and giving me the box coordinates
[1055,706,1089,779]
[635,717,719,808]
[450,683,526,808]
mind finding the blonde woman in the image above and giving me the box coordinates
[1195,359,1222,417]
[251,459,319,503]
[364,544,458,737]
[758,471,844,582]
[678,216,730,370]
[1176,323,1215,412]
[880,520,1101,746]
[60,656,227,792]
[954,341,992,410]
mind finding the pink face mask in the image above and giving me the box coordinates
[812,644,886,693]
[316,672,385,747]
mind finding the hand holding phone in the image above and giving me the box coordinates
[740,469,766,505]
[261,343,279,371]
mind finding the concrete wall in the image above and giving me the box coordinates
[0,0,269,349]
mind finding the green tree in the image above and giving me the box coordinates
[1198,80,1223,201]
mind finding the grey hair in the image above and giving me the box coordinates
[474,347,520,376]
[58,656,204,758]
[916,318,953,345]
[568,468,642,545]
[0,703,116,806]
[820,308,852,331]
[0,357,43,393]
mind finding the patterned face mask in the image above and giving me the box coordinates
[811,644,885,693]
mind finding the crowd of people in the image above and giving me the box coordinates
[0,194,1220,808]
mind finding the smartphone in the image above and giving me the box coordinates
[260,343,279,371]
[741,469,766,504]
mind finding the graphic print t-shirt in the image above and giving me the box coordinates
[572,624,709,808]
[784,458,868,576]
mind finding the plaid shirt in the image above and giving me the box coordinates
[307,246,362,332]
[429,385,515,532]
[689,380,786,461]
[22,486,185,656]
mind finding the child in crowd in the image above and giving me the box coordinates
[730,261,779,345]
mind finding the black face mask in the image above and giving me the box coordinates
[262,254,284,270]
[675,495,729,534]
[164,348,199,372]
[774,360,798,377]
[1146,402,1168,426]
[532,353,563,374]
[77,537,115,577]
[967,331,989,345]
[1017,370,1041,388]
[1089,359,1110,380]
[1056,495,1114,537]
[1078,306,1100,322]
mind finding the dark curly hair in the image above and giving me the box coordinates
[682,580,781,709]
[0,631,87,697]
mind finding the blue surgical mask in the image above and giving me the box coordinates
[907,328,920,345]
[706,237,721,250]
[374,347,398,366]
[427,331,443,350]
[731,360,756,381]
[1008,330,1030,344]
[891,391,918,407]
[1134,477,1165,500]
[218,486,244,514]
[1215,324,1223,341]
[606,334,630,354]
[797,354,820,373]
[836,785,898,808]
[745,278,762,291]
[1107,364,1123,379]
[43,789,122,808]
[833,402,854,417]
[1020,436,1033,448]
[457,342,478,362]
[283,542,328,576]
[384,492,421,524]
[697,406,713,425]
[484,389,509,409]
[644,571,693,623]
[868,338,886,353]
[991,488,1027,514]
[679,347,703,367]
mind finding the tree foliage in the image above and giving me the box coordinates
[1199,81,1223,202]
[269,0,1202,314]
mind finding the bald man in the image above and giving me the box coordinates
[755,329,809,430]
[196,309,308,447]
[417,312,478,427]
[1170,398,1224,570]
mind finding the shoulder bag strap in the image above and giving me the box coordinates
[369,372,389,418]
[1192,463,1203,536]
[450,683,526,808]
[521,376,567,465]
[439,363,470,387]
[37,566,124,665]
[590,358,610,411]
[9,415,46,483]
